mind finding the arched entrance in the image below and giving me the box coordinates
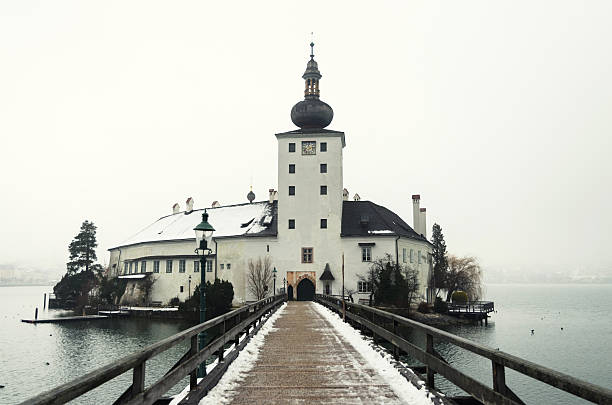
[297,278,315,301]
[287,285,294,301]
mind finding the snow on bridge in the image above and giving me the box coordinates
[187,301,436,405]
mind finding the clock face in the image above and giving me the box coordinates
[302,141,316,155]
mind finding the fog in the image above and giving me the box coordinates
[1,1,611,278]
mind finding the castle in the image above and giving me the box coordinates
[108,44,433,306]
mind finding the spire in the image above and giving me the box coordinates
[303,42,322,99]
[290,41,334,129]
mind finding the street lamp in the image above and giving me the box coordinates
[283,277,286,295]
[272,267,277,296]
[188,275,191,299]
[194,209,215,378]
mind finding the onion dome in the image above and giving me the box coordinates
[290,42,334,129]
[247,187,255,203]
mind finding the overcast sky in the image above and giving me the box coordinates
[1,1,611,275]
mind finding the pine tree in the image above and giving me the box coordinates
[431,223,448,297]
[66,220,98,274]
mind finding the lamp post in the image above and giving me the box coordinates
[272,267,277,296]
[188,275,192,299]
[283,277,286,294]
[194,209,215,378]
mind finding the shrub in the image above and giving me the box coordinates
[179,279,234,318]
[417,301,430,313]
[434,296,448,313]
[169,297,180,307]
[451,290,468,304]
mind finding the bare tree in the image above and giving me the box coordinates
[247,256,273,300]
[445,255,483,301]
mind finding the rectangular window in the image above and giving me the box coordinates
[362,247,372,262]
[289,164,295,173]
[320,185,327,195]
[289,142,295,152]
[124,262,128,274]
[166,260,173,273]
[320,219,327,229]
[206,260,213,272]
[141,261,146,273]
[194,261,199,272]
[410,249,414,263]
[288,219,295,229]
[179,259,186,273]
[154,260,160,273]
[180,286,184,293]
[320,163,327,173]
[418,250,422,264]
[135,262,139,273]
[358,281,372,293]
[403,248,406,263]
[129,262,133,274]
[220,263,224,270]
[227,263,231,270]
[289,186,295,196]
[302,247,313,263]
[320,142,327,152]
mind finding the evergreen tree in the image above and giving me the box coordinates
[66,220,98,274]
[431,223,448,297]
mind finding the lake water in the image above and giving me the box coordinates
[1,284,611,404]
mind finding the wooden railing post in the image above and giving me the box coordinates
[393,320,399,360]
[132,361,145,396]
[190,335,198,390]
[426,333,435,388]
[218,319,226,362]
[493,360,507,395]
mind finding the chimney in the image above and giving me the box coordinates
[412,195,420,235]
[172,203,180,214]
[420,208,427,239]
[185,197,194,213]
[269,189,275,203]
[353,193,361,201]
[343,188,349,201]
[211,201,221,208]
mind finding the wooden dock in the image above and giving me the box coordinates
[447,300,494,324]
[21,315,108,324]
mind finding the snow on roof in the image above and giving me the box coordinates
[111,201,276,249]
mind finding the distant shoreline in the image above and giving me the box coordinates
[0,283,55,287]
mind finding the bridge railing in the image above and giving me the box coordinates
[315,294,612,405]
[20,294,286,405]
[448,300,494,314]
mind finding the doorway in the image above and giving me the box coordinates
[287,285,294,300]
[297,278,315,301]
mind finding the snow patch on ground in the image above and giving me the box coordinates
[197,302,287,405]
[313,302,436,405]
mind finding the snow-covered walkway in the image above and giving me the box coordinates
[203,301,434,404]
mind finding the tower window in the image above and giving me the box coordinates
[288,219,295,229]
[289,186,295,196]
[302,247,313,263]
[289,143,296,153]
[320,142,327,152]
[320,219,327,229]
[320,185,327,195]
[320,163,327,173]
[289,164,295,174]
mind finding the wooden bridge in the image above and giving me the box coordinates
[18,295,612,405]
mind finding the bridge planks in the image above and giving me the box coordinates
[223,302,405,404]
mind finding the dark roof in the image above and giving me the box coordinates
[319,263,335,281]
[341,201,428,243]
